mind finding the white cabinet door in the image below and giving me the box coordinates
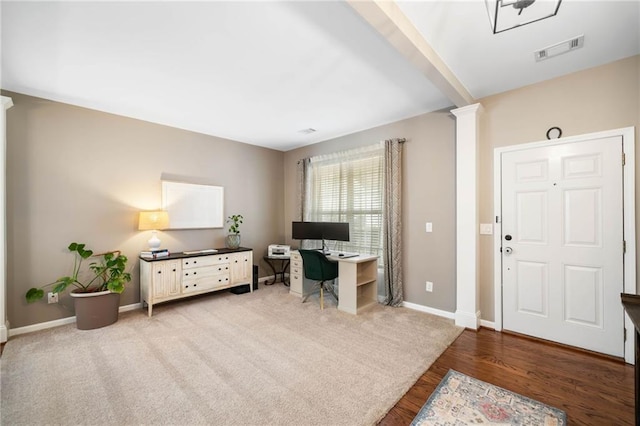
[229,252,252,286]
[151,259,181,299]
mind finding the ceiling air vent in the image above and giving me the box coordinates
[535,35,584,62]
[298,128,316,135]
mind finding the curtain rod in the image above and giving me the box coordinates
[296,138,406,164]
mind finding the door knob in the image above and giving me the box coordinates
[504,247,513,255]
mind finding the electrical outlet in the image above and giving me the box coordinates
[426,281,433,292]
[47,292,58,304]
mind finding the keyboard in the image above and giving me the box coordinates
[334,252,359,258]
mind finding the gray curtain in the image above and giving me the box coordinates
[383,139,404,306]
[296,158,311,249]
[296,158,310,221]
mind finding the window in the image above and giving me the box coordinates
[305,144,384,259]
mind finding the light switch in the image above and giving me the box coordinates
[426,222,433,233]
[480,223,493,235]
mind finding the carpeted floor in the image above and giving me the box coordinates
[1,284,463,425]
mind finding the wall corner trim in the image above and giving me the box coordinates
[452,102,482,332]
[0,95,12,343]
[455,310,481,329]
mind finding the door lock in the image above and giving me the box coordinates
[504,247,513,255]
[505,234,512,241]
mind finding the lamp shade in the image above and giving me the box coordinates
[138,211,169,231]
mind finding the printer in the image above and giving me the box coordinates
[268,244,291,257]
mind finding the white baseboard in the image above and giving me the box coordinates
[9,303,142,337]
[480,319,496,329]
[402,301,455,319]
[402,301,496,330]
[1,320,8,343]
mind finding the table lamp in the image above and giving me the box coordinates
[138,211,169,250]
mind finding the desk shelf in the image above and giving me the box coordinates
[338,255,379,315]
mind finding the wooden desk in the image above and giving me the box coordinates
[289,251,379,314]
[621,293,640,426]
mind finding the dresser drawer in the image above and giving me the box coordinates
[183,254,230,269]
[183,273,230,293]
[181,264,230,278]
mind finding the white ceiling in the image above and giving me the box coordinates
[2,1,639,151]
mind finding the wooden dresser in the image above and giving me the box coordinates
[140,247,253,316]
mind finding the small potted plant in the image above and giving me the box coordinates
[226,214,243,249]
[25,242,132,330]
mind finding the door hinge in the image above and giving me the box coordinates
[624,240,627,253]
[623,153,626,166]
[496,215,501,224]
[624,327,627,342]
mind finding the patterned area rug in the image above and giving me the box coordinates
[412,370,566,425]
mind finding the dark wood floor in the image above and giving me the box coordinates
[379,328,635,425]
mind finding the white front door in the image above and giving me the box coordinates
[501,135,624,357]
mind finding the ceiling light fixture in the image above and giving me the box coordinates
[485,0,562,34]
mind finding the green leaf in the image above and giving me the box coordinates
[107,279,125,294]
[52,276,74,293]
[25,288,44,303]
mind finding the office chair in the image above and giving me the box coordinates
[298,249,339,310]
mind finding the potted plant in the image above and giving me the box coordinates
[25,242,132,330]
[226,214,243,249]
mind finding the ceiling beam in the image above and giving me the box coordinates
[346,0,474,108]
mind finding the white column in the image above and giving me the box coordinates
[1,96,13,343]
[452,103,482,329]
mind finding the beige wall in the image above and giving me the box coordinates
[5,55,638,329]
[477,55,640,321]
[283,110,458,312]
[283,55,640,322]
[5,92,285,328]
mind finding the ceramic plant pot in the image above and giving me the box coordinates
[226,234,241,249]
[70,290,120,330]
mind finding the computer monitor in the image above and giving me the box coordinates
[321,222,350,242]
[292,221,323,240]
[292,221,350,252]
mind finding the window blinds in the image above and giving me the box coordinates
[306,143,384,259]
